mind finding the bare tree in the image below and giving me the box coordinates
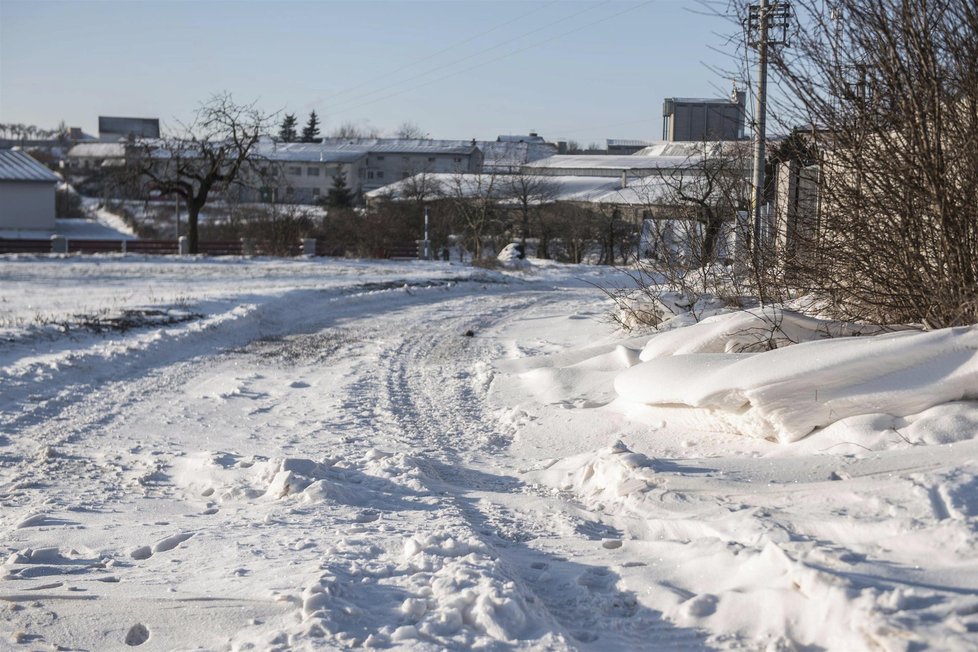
[746,0,978,327]
[129,93,273,253]
[393,121,428,139]
[504,172,560,250]
[446,172,504,261]
[330,121,382,139]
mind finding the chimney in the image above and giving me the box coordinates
[621,171,627,189]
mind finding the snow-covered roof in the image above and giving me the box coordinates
[633,141,746,158]
[67,142,127,159]
[479,141,557,170]
[319,138,479,155]
[258,142,368,164]
[0,150,59,182]
[366,172,675,206]
[523,154,693,172]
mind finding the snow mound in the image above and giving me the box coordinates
[617,324,978,442]
[496,243,528,269]
[527,441,658,512]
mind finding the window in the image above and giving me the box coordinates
[288,166,302,176]
[312,188,320,197]
[376,171,384,179]
[427,157,435,162]
[453,157,462,163]
[376,155,385,161]
[368,171,375,179]
[306,167,320,176]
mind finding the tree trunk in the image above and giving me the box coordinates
[187,200,202,254]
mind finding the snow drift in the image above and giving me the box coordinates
[617,315,978,442]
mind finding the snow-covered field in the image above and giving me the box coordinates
[2,255,977,651]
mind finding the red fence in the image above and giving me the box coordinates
[0,238,421,260]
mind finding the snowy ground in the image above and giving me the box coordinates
[1,255,977,651]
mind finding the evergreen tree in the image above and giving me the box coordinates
[278,113,298,142]
[301,110,321,143]
[327,172,353,207]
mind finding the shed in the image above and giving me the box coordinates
[0,150,60,230]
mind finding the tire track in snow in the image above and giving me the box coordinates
[362,288,712,650]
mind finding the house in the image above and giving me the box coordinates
[249,139,484,201]
[320,138,483,193]
[66,142,128,174]
[0,150,60,230]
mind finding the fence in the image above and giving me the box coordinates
[0,237,421,260]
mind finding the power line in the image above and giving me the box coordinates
[323,1,655,120]
[322,1,611,115]
[325,0,561,105]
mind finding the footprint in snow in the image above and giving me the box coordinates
[125,623,150,646]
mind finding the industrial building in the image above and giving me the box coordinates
[662,92,747,141]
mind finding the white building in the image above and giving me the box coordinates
[0,150,60,230]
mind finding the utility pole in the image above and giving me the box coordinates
[746,0,791,269]
[422,206,431,260]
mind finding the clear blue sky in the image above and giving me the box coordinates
[0,0,743,144]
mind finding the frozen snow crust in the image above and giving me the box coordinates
[3,256,978,651]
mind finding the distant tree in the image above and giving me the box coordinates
[278,113,298,142]
[330,121,382,139]
[447,171,505,261]
[326,171,353,207]
[129,92,272,253]
[301,110,321,143]
[394,121,427,139]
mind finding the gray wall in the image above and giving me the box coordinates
[0,181,56,229]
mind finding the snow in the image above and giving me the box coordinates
[2,255,978,650]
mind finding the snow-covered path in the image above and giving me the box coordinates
[2,257,978,650]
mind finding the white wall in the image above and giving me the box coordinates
[0,181,56,230]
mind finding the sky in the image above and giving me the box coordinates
[0,0,745,145]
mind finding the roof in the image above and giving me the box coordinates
[365,172,677,207]
[523,154,694,172]
[479,140,558,170]
[633,141,749,158]
[67,142,127,158]
[0,150,60,183]
[666,97,741,105]
[319,138,479,155]
[258,142,368,164]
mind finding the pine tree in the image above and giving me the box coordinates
[327,172,353,207]
[278,113,298,142]
[301,110,321,143]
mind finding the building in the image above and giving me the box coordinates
[254,139,484,201]
[662,92,746,141]
[99,116,160,142]
[0,150,60,230]
[479,138,558,174]
[65,142,128,174]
